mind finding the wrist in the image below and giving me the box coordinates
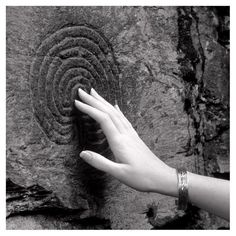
[151,163,178,197]
[164,166,178,197]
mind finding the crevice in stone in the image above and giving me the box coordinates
[6,178,88,218]
[177,7,199,86]
[210,7,230,49]
[7,178,112,229]
[177,6,204,172]
[68,216,111,229]
[191,7,206,86]
[212,172,229,180]
[173,6,229,229]
[177,6,229,176]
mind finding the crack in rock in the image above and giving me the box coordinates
[6,178,88,218]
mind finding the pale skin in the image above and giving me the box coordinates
[75,88,229,221]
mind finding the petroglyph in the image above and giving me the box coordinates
[30,25,120,148]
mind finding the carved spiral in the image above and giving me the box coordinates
[30,25,120,146]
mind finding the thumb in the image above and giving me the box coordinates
[80,150,123,177]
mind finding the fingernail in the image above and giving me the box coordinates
[91,88,96,94]
[75,100,84,108]
[115,104,121,111]
[80,151,92,159]
[78,88,86,94]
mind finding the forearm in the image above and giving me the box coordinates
[154,167,229,220]
[75,88,229,221]
[188,172,229,220]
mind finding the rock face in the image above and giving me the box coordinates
[6,6,229,229]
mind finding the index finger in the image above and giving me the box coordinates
[75,100,120,143]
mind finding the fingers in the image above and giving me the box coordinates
[114,104,134,130]
[90,89,133,130]
[80,151,125,179]
[74,100,119,142]
[90,88,112,107]
[78,88,130,132]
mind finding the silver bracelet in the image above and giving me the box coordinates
[176,167,189,211]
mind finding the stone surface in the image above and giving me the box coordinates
[6,6,229,229]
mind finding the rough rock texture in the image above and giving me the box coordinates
[6,6,229,229]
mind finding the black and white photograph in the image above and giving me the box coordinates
[4,1,231,230]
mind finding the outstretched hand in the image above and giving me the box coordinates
[75,88,177,195]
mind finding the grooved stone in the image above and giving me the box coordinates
[30,25,120,146]
[6,6,229,229]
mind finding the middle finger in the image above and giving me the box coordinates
[78,88,127,133]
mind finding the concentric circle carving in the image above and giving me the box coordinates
[30,25,120,145]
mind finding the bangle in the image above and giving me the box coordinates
[176,167,189,211]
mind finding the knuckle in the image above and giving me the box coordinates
[113,134,128,144]
[113,108,121,116]
[100,113,110,124]
[107,108,119,120]
[113,134,122,143]
[106,106,120,118]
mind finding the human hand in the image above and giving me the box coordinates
[75,88,177,196]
